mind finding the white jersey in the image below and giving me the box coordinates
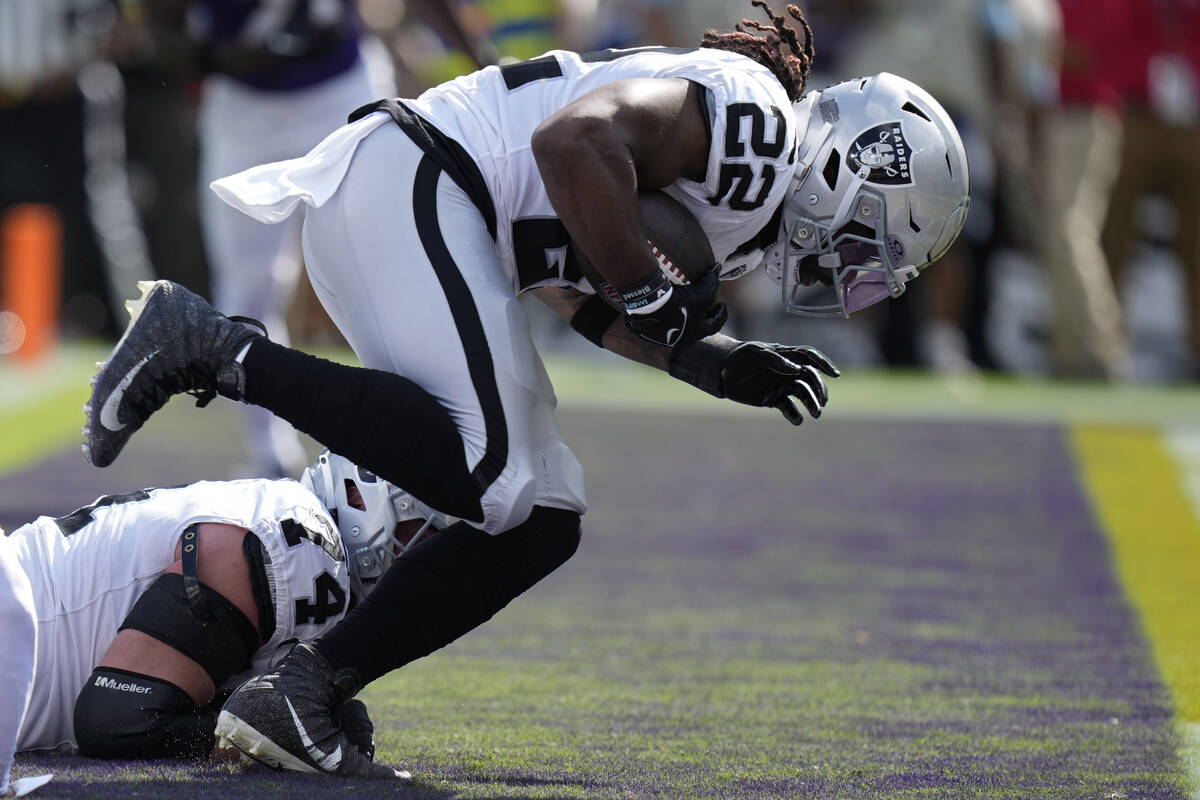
[406,47,798,292]
[9,478,351,753]
[213,47,797,293]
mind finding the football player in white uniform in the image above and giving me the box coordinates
[0,527,50,797]
[81,1,969,778]
[7,452,438,779]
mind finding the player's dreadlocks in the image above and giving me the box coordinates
[699,1,815,102]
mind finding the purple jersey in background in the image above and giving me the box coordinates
[187,0,362,91]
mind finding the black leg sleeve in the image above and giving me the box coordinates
[75,668,215,761]
[241,339,484,521]
[314,505,581,686]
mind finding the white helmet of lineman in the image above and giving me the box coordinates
[763,72,970,317]
[300,450,447,601]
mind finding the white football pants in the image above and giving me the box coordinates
[0,537,36,793]
[199,59,379,475]
[300,121,587,533]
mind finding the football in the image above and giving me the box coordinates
[576,190,716,308]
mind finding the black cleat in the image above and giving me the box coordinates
[82,280,265,468]
[215,643,407,780]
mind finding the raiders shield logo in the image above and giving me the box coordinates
[848,123,912,186]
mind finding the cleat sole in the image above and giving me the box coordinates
[214,710,322,775]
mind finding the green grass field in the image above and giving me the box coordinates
[2,346,1198,799]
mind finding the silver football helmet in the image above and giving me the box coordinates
[300,450,446,601]
[763,72,970,317]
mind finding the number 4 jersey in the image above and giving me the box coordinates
[8,478,351,752]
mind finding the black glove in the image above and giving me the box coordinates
[619,266,727,348]
[722,341,839,425]
[669,334,840,426]
[337,699,376,761]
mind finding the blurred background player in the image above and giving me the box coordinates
[1102,0,1200,380]
[1043,0,1135,380]
[137,0,390,478]
[7,451,440,772]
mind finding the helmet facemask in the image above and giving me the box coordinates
[774,184,920,318]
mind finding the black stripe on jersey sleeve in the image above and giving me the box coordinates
[500,54,563,89]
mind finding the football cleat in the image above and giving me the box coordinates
[82,280,266,468]
[215,643,407,780]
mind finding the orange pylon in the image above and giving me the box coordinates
[2,204,61,362]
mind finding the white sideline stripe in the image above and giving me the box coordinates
[1182,722,1200,800]
[1165,429,1200,800]
[1165,428,1200,526]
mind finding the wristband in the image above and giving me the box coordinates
[667,333,740,398]
[616,272,672,314]
[569,294,620,347]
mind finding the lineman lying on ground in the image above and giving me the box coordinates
[7,451,440,767]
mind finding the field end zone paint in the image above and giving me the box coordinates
[1072,425,1200,798]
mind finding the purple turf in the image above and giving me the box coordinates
[3,408,1189,798]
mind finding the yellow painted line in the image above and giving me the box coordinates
[1071,425,1200,797]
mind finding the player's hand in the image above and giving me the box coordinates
[621,266,727,348]
[720,341,840,425]
[337,699,376,761]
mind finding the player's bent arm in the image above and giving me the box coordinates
[75,523,264,760]
[532,286,840,425]
[531,77,710,290]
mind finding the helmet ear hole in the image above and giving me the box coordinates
[344,479,366,511]
[822,148,841,191]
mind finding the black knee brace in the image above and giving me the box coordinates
[74,667,215,760]
[119,572,260,688]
